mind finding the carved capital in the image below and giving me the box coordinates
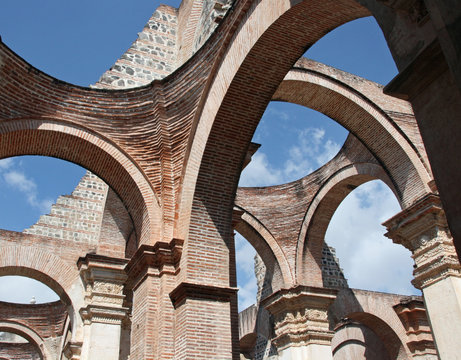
[384,194,461,288]
[78,254,129,323]
[261,286,337,350]
[125,239,183,290]
[393,297,437,357]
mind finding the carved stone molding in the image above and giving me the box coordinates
[63,341,82,360]
[384,194,461,289]
[261,285,337,350]
[393,297,437,357]
[125,239,183,291]
[78,254,130,324]
[80,305,129,325]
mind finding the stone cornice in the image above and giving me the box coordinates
[384,194,461,288]
[383,193,446,246]
[393,298,437,356]
[125,239,183,290]
[169,282,238,308]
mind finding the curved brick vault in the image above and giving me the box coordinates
[1,0,460,358]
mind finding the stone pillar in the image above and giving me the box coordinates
[393,298,437,359]
[125,240,183,360]
[384,194,461,359]
[262,285,337,360]
[78,254,129,360]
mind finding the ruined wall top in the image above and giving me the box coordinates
[93,0,234,89]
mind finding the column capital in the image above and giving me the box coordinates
[78,254,130,324]
[384,194,461,288]
[261,285,337,350]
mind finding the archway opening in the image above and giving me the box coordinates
[325,180,417,295]
[304,16,398,85]
[0,331,41,360]
[0,155,137,258]
[240,102,348,187]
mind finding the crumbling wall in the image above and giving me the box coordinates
[93,5,178,89]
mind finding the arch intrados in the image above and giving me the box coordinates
[234,209,293,290]
[0,118,161,246]
[340,312,406,359]
[296,163,398,285]
[0,245,84,340]
[0,267,68,306]
[178,0,371,238]
[274,67,431,207]
[0,321,48,359]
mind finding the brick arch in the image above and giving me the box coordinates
[0,246,84,343]
[331,311,407,360]
[0,321,50,360]
[178,0,371,284]
[296,163,398,286]
[0,118,161,246]
[274,63,431,207]
[234,207,294,292]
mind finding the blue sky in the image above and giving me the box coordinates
[0,1,417,308]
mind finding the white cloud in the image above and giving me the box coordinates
[240,127,341,187]
[266,107,290,121]
[0,158,14,170]
[3,169,53,214]
[239,152,283,187]
[325,181,418,295]
[283,127,340,182]
[235,234,258,311]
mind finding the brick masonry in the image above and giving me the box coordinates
[0,0,458,358]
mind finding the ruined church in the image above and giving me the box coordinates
[0,0,461,359]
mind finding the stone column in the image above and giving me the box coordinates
[78,254,129,360]
[125,240,183,360]
[262,285,337,360]
[393,298,437,359]
[384,194,461,359]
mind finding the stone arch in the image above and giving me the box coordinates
[0,320,52,359]
[0,118,161,246]
[178,0,371,242]
[178,0,431,283]
[274,62,431,207]
[234,207,294,292]
[296,163,398,286]
[0,246,85,344]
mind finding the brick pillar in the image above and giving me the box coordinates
[125,240,182,360]
[262,285,337,360]
[78,254,129,360]
[384,194,461,359]
[169,282,239,359]
[393,298,437,359]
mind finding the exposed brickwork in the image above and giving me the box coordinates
[0,301,67,340]
[1,0,458,357]
[0,342,41,360]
